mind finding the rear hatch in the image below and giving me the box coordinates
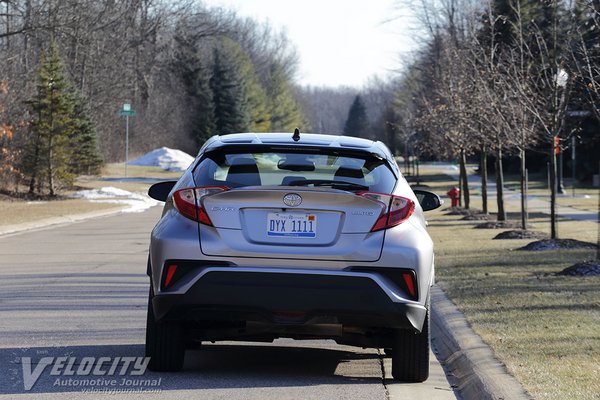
[200,187,386,261]
[191,143,399,262]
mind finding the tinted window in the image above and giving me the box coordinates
[193,148,397,193]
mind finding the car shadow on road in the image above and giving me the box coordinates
[0,342,384,394]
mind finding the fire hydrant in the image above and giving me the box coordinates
[447,186,460,207]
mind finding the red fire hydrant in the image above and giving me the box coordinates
[447,186,460,207]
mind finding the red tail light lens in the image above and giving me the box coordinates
[172,186,229,225]
[357,192,415,232]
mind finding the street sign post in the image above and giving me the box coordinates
[119,103,136,177]
[572,136,576,197]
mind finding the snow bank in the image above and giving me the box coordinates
[71,186,158,213]
[128,147,194,172]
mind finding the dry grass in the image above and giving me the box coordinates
[0,163,179,227]
[0,199,123,226]
[100,162,183,179]
[75,163,182,193]
[423,176,600,399]
[556,195,599,212]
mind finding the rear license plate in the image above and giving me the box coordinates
[267,212,317,238]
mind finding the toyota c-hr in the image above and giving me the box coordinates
[145,132,441,382]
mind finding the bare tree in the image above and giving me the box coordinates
[508,1,574,239]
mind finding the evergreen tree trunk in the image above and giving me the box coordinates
[460,148,470,209]
[550,140,558,239]
[28,99,43,195]
[48,91,55,197]
[28,139,40,195]
[496,146,506,221]
[48,136,55,197]
[481,145,488,214]
[520,148,528,230]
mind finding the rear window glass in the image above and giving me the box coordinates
[193,148,397,193]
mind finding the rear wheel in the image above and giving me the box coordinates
[391,310,430,382]
[145,287,185,371]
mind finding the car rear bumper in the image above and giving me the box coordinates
[152,270,427,332]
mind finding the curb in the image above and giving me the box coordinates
[431,285,531,400]
[0,206,134,237]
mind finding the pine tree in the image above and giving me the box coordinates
[174,35,217,146]
[210,38,273,135]
[26,42,78,196]
[70,100,103,175]
[343,95,369,138]
[235,44,271,133]
[210,40,251,135]
[266,62,306,132]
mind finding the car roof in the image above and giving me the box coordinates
[201,132,393,160]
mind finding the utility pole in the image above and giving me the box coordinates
[119,103,136,177]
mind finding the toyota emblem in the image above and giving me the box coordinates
[283,193,302,207]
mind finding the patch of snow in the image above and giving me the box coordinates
[128,147,194,172]
[72,187,134,199]
[71,186,158,213]
[26,201,48,205]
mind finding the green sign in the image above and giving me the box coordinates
[119,103,136,117]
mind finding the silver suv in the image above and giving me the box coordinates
[145,132,441,382]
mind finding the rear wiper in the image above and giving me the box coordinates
[288,179,368,191]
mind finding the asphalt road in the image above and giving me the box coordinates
[0,207,456,399]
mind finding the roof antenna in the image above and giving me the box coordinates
[292,128,300,142]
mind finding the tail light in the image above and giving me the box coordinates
[172,186,229,225]
[357,192,415,232]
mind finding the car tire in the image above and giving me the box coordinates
[145,287,185,371]
[391,310,430,382]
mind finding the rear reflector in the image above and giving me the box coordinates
[160,260,233,291]
[350,267,418,301]
[402,272,416,298]
[163,264,178,288]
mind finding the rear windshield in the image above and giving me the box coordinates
[193,148,397,193]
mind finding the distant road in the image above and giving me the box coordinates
[0,207,456,399]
